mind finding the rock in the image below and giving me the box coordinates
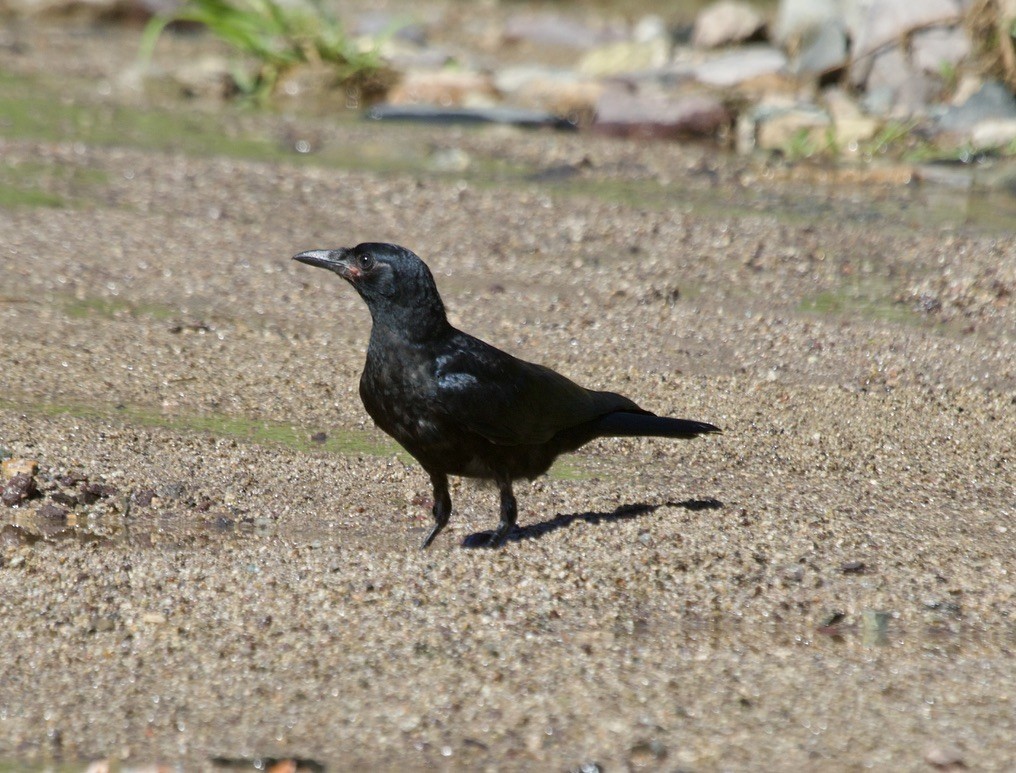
[824,88,880,147]
[741,98,831,154]
[773,0,840,48]
[143,55,239,102]
[1,458,38,480]
[911,26,971,75]
[970,118,1016,150]
[633,15,669,45]
[692,1,766,49]
[503,13,623,49]
[0,0,136,20]
[862,47,938,117]
[852,0,962,61]
[374,40,452,71]
[628,739,668,768]
[1,472,37,507]
[386,69,497,108]
[937,80,1016,134]
[578,37,671,76]
[924,743,965,768]
[428,147,471,173]
[593,85,731,140]
[351,11,428,46]
[693,45,788,87]
[793,20,848,75]
[494,66,604,117]
[37,503,69,521]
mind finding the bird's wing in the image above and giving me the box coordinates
[431,334,641,446]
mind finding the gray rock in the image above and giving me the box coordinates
[852,0,962,60]
[593,85,731,139]
[0,0,131,19]
[911,26,971,75]
[862,46,938,117]
[352,12,428,46]
[937,80,1016,133]
[693,45,788,87]
[773,0,840,47]
[692,0,766,49]
[494,66,603,116]
[794,20,848,75]
[633,15,669,45]
[503,13,622,50]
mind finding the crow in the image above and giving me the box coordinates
[293,243,720,548]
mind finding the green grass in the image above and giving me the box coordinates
[62,296,178,321]
[140,0,386,102]
[0,394,596,479]
[0,156,109,209]
[797,283,922,326]
[0,395,402,457]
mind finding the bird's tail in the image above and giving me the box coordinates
[593,411,721,439]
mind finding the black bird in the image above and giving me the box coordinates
[293,243,720,548]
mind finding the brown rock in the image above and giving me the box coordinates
[1,473,37,507]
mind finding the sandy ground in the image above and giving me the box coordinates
[1,22,1015,773]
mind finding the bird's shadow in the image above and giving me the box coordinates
[461,498,724,548]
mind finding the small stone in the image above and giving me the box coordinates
[593,86,731,140]
[693,45,788,87]
[503,13,621,50]
[1,458,38,480]
[852,0,961,61]
[794,21,848,75]
[824,88,880,146]
[387,69,497,108]
[2,473,38,507]
[937,81,1016,135]
[924,743,965,768]
[143,55,240,101]
[970,118,1016,150]
[773,0,840,48]
[37,502,68,521]
[578,38,671,76]
[911,26,971,75]
[131,489,156,507]
[628,739,667,768]
[841,560,867,574]
[692,1,766,49]
[78,482,117,505]
[747,100,831,153]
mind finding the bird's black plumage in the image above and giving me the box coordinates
[293,243,720,547]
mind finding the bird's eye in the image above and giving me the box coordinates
[357,254,374,271]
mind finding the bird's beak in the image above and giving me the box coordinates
[293,248,355,280]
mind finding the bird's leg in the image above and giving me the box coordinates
[421,471,451,549]
[487,480,518,548]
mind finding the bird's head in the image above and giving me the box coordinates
[293,243,448,337]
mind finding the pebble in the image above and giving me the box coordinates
[693,45,788,87]
[1,457,38,479]
[593,87,730,140]
[692,1,766,49]
[1,472,37,507]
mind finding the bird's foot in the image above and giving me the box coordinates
[421,523,445,549]
[485,524,513,548]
